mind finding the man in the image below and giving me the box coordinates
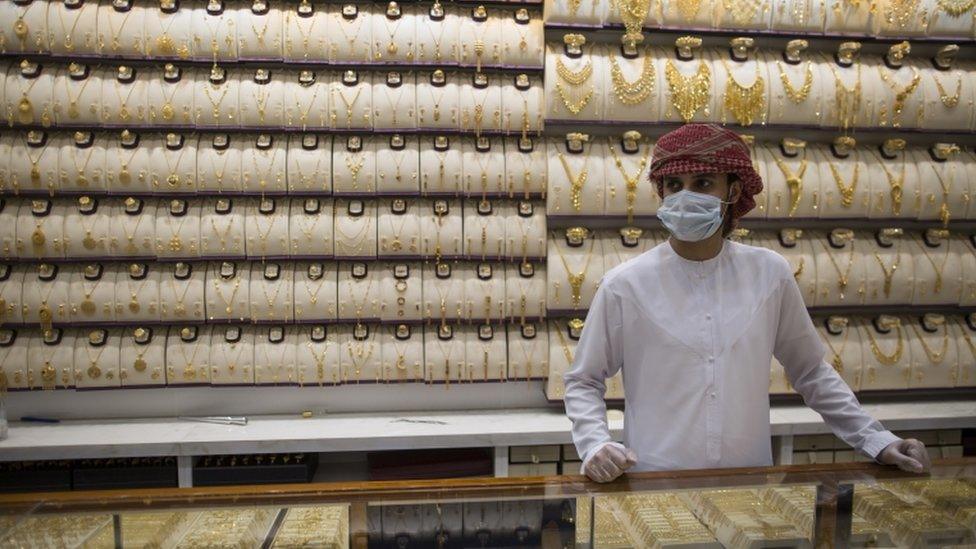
[563,123,931,483]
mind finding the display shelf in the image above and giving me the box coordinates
[544,23,976,47]
[0,401,972,464]
[0,51,546,73]
[0,254,548,265]
[4,124,545,137]
[546,216,976,232]
[543,119,976,145]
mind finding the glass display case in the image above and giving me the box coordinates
[0,458,973,548]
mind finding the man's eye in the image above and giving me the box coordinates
[696,179,713,188]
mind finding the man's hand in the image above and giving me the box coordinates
[583,443,638,483]
[877,438,931,473]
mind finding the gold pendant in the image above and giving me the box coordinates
[940,202,951,227]
[18,96,33,123]
[128,299,140,313]
[167,173,180,187]
[183,365,196,379]
[68,101,80,119]
[80,298,97,315]
[387,41,397,54]
[168,235,183,251]
[831,354,843,372]
[118,106,130,121]
[156,34,175,54]
[174,303,187,316]
[161,103,175,121]
[41,362,56,383]
[14,18,28,40]
[87,364,102,379]
[83,234,98,249]
[76,172,88,187]
[30,165,41,184]
[31,227,46,247]
[118,167,131,185]
[133,358,147,372]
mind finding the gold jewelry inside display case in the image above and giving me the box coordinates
[0,459,973,547]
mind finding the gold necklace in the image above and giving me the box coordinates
[932,71,962,109]
[553,322,576,364]
[343,274,376,320]
[33,274,61,332]
[300,272,328,306]
[554,58,594,115]
[383,211,416,253]
[825,155,858,208]
[295,83,323,130]
[218,337,250,379]
[156,79,186,122]
[918,238,950,294]
[55,2,88,52]
[956,320,976,360]
[295,210,324,243]
[874,151,905,216]
[935,0,976,15]
[431,334,458,388]
[513,333,542,380]
[83,340,110,380]
[376,15,406,58]
[168,278,194,317]
[884,0,920,28]
[305,340,332,384]
[721,60,765,126]
[77,210,104,251]
[162,209,194,253]
[553,235,596,308]
[829,64,862,130]
[334,215,373,254]
[332,14,365,56]
[724,0,764,23]
[557,152,588,212]
[212,276,242,315]
[160,144,190,189]
[115,145,141,187]
[608,52,655,106]
[864,323,903,366]
[821,327,849,373]
[290,9,320,59]
[205,147,234,191]
[124,272,151,314]
[608,144,651,223]
[675,0,703,20]
[332,86,364,128]
[772,151,807,216]
[929,160,955,228]
[818,238,856,300]
[665,59,711,123]
[177,337,205,380]
[345,337,375,382]
[11,3,31,44]
[792,257,805,281]
[259,279,285,320]
[69,144,98,188]
[78,272,104,315]
[342,150,366,189]
[153,10,189,58]
[112,78,141,122]
[776,61,813,103]
[15,72,46,125]
[103,4,136,53]
[877,66,921,127]
[250,213,281,254]
[62,74,95,120]
[209,216,239,253]
[247,11,274,47]
[910,323,948,364]
[874,249,901,298]
[120,206,151,254]
[203,81,230,122]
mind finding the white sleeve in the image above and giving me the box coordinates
[772,270,901,460]
[562,281,626,468]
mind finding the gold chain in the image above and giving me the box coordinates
[874,150,905,216]
[772,151,807,216]
[825,155,859,208]
[821,327,850,373]
[829,64,862,130]
[864,323,904,366]
[910,323,948,364]
[557,152,588,212]
[818,237,855,300]
[608,144,651,223]
[928,159,956,228]
[552,234,596,308]
[877,66,921,127]
[935,0,976,15]
[932,71,962,109]
[917,237,950,294]
[874,249,901,298]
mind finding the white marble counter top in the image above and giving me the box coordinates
[0,401,972,461]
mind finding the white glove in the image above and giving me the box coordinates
[581,442,637,483]
[877,438,931,473]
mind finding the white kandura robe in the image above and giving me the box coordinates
[563,239,901,473]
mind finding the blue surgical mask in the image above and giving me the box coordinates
[656,189,734,242]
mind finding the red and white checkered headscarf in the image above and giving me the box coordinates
[649,123,763,221]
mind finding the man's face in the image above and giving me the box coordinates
[661,172,732,200]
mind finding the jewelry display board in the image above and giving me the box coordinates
[1,0,975,414]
